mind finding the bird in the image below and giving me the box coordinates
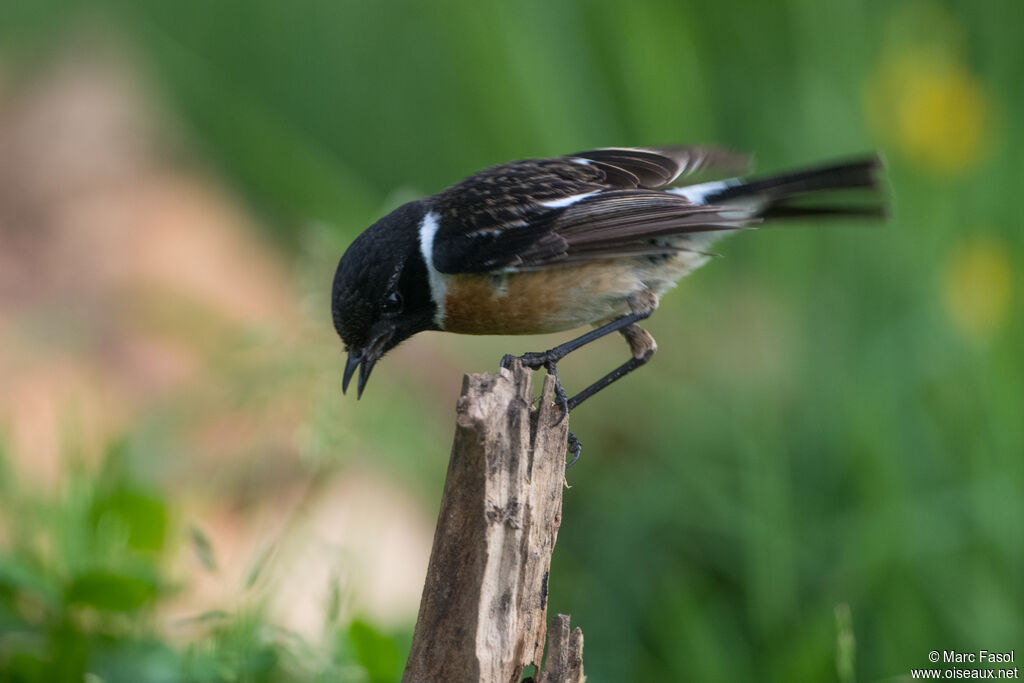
[331,146,883,456]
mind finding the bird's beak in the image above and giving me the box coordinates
[342,352,361,395]
[342,326,393,399]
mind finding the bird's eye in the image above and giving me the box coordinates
[382,291,403,314]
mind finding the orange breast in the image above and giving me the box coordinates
[441,261,641,335]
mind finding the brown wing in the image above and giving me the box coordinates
[567,146,751,188]
[431,147,752,274]
[507,190,756,269]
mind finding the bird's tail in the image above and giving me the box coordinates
[675,155,886,221]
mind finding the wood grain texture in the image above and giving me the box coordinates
[402,360,584,683]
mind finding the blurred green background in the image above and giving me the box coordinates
[1,0,1021,681]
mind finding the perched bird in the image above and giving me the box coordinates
[331,146,883,445]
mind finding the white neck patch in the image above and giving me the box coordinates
[418,211,449,328]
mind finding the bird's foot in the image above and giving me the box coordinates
[545,360,570,426]
[516,349,560,370]
[566,431,582,467]
[502,352,579,465]
[501,351,570,425]
[500,351,555,370]
[544,365,578,464]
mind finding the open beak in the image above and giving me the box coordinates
[341,327,393,399]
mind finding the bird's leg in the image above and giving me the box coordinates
[501,308,650,419]
[501,290,659,413]
[501,292,659,467]
[566,323,658,411]
[508,308,652,371]
[544,325,657,468]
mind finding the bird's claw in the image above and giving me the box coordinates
[546,360,570,426]
[566,431,582,468]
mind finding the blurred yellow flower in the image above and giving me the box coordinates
[942,237,1013,343]
[866,4,990,174]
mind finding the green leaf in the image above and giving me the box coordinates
[346,619,402,683]
[66,569,159,612]
[90,488,169,554]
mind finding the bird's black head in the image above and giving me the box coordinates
[331,200,439,397]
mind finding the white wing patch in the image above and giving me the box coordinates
[669,178,763,219]
[418,211,450,328]
[668,179,741,204]
[540,190,600,209]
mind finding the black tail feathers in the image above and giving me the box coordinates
[705,155,886,221]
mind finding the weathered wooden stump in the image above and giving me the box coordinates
[403,360,585,683]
